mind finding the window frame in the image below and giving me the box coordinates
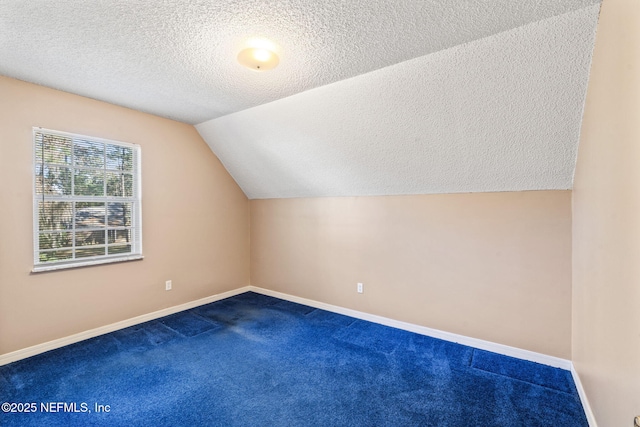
[32,127,143,272]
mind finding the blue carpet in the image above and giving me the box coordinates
[0,292,587,426]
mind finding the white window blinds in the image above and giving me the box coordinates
[33,128,142,271]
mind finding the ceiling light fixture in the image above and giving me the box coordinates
[237,47,279,71]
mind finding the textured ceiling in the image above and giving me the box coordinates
[1,1,601,199]
[0,0,599,124]
[197,5,601,199]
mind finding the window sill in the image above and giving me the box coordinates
[32,254,144,273]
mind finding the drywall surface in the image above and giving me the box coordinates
[197,5,600,199]
[0,0,599,123]
[0,76,250,355]
[572,0,640,425]
[251,191,572,358]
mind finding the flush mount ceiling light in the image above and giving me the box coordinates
[237,47,279,71]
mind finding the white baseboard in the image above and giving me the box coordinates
[0,285,570,370]
[1,284,593,422]
[571,363,598,426]
[251,286,599,421]
[0,286,250,366]
[249,285,572,370]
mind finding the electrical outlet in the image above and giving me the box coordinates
[357,282,363,293]
[165,280,172,291]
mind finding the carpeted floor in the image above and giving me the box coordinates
[0,292,587,426]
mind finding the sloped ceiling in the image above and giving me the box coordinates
[1,1,597,124]
[0,1,600,198]
[197,4,601,198]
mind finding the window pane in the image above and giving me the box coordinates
[39,250,73,263]
[38,202,73,231]
[35,165,72,195]
[39,232,73,250]
[108,229,131,244]
[108,245,132,255]
[75,230,106,247]
[35,133,72,165]
[106,144,133,171]
[106,172,133,197]
[74,169,105,196]
[34,129,141,267]
[75,202,106,228]
[108,202,132,227]
[74,140,104,168]
[76,247,106,258]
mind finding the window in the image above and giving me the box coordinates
[33,128,142,272]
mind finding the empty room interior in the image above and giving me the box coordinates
[0,0,638,426]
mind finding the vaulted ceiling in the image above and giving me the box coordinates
[0,0,601,199]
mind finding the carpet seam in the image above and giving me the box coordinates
[469,364,576,395]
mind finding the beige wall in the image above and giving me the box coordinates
[251,191,572,358]
[572,0,640,425]
[0,76,250,355]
